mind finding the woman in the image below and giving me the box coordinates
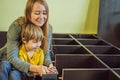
[0,0,57,80]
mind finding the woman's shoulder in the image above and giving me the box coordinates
[8,16,25,33]
[13,16,25,26]
[48,24,53,31]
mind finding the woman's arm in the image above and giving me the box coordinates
[44,25,53,66]
[6,18,30,73]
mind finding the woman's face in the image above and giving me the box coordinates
[31,2,47,27]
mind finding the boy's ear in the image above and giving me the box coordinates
[22,38,26,43]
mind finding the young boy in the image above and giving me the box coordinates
[19,24,58,79]
[19,24,44,67]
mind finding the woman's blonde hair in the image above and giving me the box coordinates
[24,0,49,54]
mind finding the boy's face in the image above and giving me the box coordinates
[24,39,41,51]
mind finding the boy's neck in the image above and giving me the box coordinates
[27,51,34,58]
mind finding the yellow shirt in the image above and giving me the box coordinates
[19,44,44,65]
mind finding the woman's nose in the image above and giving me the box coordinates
[39,13,44,19]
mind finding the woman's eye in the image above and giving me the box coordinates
[35,11,40,15]
[34,11,40,15]
[34,11,47,15]
[43,11,47,15]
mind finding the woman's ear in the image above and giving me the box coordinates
[22,38,26,43]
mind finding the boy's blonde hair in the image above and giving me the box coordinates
[21,24,44,42]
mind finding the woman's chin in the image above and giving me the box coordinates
[35,23,44,27]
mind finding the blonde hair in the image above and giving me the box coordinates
[24,0,49,54]
[21,24,44,43]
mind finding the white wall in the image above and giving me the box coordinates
[0,0,99,34]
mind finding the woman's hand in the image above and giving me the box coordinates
[48,64,58,74]
[29,64,50,76]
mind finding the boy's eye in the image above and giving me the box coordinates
[32,40,37,43]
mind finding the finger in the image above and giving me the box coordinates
[37,66,46,76]
[44,66,50,73]
[42,66,47,74]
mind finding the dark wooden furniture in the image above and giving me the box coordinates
[0,32,120,80]
[52,33,120,80]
